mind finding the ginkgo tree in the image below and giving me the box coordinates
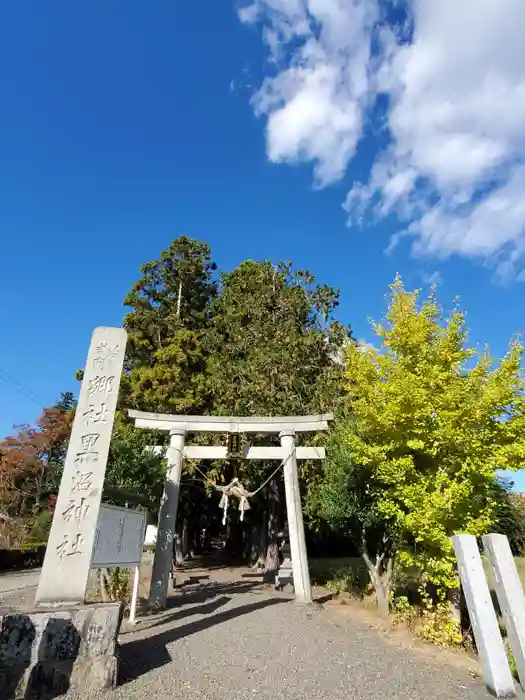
[319,276,525,616]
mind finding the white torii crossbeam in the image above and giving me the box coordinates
[129,410,331,434]
[148,445,326,460]
[129,410,332,608]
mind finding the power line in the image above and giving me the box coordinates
[0,368,44,406]
[0,366,45,407]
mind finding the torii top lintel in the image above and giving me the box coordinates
[127,410,333,434]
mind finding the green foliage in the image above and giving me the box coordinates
[506,641,518,679]
[321,276,525,599]
[26,510,53,544]
[0,544,46,570]
[389,593,415,627]
[124,330,211,414]
[206,260,348,419]
[54,392,76,413]
[417,589,463,647]
[201,258,351,568]
[389,592,462,647]
[492,484,525,555]
[99,567,131,604]
[324,565,370,598]
[314,412,397,549]
[123,236,217,413]
[311,413,400,610]
[202,258,351,569]
[105,413,166,510]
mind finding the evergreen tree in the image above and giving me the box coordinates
[206,260,350,569]
[122,235,217,413]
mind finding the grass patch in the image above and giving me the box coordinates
[309,557,363,580]
[309,557,370,598]
[311,555,525,649]
[484,555,525,589]
[311,555,525,594]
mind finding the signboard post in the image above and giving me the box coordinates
[129,567,140,624]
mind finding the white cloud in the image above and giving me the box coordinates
[422,270,443,287]
[357,337,376,354]
[239,0,377,186]
[238,0,525,279]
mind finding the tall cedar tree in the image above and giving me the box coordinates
[123,236,217,413]
[206,260,349,569]
[121,236,219,558]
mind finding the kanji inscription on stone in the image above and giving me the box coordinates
[35,327,127,606]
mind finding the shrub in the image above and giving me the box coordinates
[0,517,28,549]
[98,567,131,606]
[325,565,371,598]
[26,511,53,545]
[0,545,46,571]
[389,589,462,647]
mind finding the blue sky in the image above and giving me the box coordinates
[1,2,524,486]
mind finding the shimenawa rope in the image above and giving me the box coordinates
[193,446,296,524]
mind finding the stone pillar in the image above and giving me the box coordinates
[452,534,516,698]
[483,533,525,691]
[35,327,127,606]
[280,431,312,604]
[149,428,186,609]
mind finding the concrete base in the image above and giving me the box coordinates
[0,602,122,700]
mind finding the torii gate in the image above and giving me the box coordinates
[128,410,332,608]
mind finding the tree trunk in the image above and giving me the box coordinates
[447,585,468,634]
[202,527,211,553]
[251,508,268,570]
[247,509,266,569]
[182,518,192,559]
[174,529,184,566]
[368,567,391,618]
[226,511,243,560]
[249,518,259,565]
[264,479,280,573]
[361,530,395,619]
[192,514,201,555]
[447,586,461,623]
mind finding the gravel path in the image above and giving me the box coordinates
[0,568,40,596]
[83,582,493,700]
[0,562,498,699]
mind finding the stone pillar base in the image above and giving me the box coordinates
[0,602,122,700]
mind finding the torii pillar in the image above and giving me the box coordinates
[149,428,186,609]
[280,431,311,603]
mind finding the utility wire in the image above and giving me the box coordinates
[0,366,45,407]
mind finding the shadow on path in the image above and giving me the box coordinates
[121,596,232,635]
[134,580,266,622]
[166,580,265,608]
[119,597,287,685]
